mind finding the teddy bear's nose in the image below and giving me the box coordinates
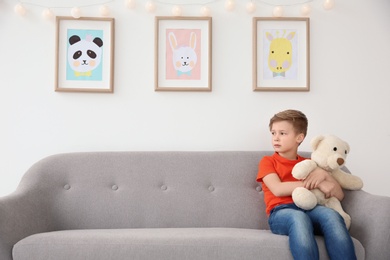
[337,158,344,165]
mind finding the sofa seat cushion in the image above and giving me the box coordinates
[13,228,364,260]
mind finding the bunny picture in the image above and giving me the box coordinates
[168,31,198,78]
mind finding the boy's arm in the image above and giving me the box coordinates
[263,173,304,197]
[304,168,344,200]
[317,175,344,201]
[303,167,328,189]
[263,170,343,200]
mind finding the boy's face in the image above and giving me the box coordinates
[270,120,304,156]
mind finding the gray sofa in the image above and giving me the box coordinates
[1,151,389,260]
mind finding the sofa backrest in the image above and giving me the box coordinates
[16,151,310,231]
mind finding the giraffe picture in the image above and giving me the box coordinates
[264,29,298,79]
[253,17,310,91]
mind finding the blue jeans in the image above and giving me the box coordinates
[268,203,356,260]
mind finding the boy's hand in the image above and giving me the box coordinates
[317,181,337,198]
[303,167,329,190]
[318,175,344,201]
[304,170,345,201]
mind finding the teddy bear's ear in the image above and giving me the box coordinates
[310,135,325,150]
[345,141,350,154]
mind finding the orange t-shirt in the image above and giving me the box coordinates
[256,152,307,215]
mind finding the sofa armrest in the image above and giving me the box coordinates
[342,190,390,260]
[0,191,51,260]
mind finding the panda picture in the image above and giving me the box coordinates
[67,34,103,80]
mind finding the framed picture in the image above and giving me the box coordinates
[155,16,212,91]
[55,16,115,93]
[253,17,310,91]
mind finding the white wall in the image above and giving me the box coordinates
[1,0,389,197]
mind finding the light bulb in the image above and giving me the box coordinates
[301,4,311,16]
[71,7,81,18]
[145,1,156,13]
[246,2,256,14]
[225,0,235,12]
[14,4,27,16]
[323,0,335,10]
[99,5,110,16]
[273,6,283,17]
[200,6,211,17]
[124,0,136,9]
[42,8,54,20]
[172,5,182,16]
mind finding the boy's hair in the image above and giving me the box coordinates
[269,109,308,136]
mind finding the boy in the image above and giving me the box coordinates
[257,110,356,260]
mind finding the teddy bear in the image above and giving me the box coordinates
[292,135,363,229]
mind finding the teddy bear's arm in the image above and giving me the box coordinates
[331,169,363,190]
[292,159,318,180]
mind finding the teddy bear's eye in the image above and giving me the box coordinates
[345,150,348,154]
[333,147,337,151]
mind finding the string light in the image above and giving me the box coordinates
[42,8,54,20]
[200,5,211,16]
[171,5,182,16]
[70,7,82,18]
[99,5,110,16]
[14,3,27,16]
[246,1,256,14]
[301,3,311,16]
[273,6,283,17]
[224,0,235,12]
[145,1,156,12]
[124,0,136,9]
[323,0,335,10]
[13,0,335,20]
[16,0,114,19]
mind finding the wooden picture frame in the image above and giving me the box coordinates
[253,17,310,91]
[55,16,115,93]
[155,16,212,91]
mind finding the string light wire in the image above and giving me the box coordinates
[154,0,219,5]
[13,0,334,19]
[256,0,314,7]
[18,0,115,9]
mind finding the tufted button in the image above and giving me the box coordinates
[64,184,71,190]
[208,186,215,192]
[256,186,262,192]
[111,185,118,191]
[161,185,167,191]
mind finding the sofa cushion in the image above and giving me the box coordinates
[13,228,364,260]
